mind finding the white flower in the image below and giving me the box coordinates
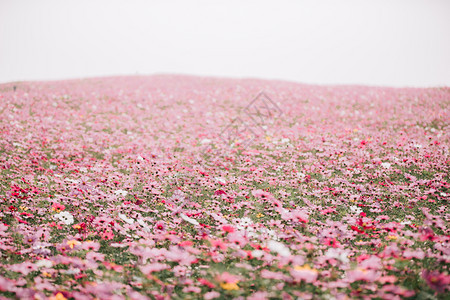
[114,189,128,197]
[349,205,363,215]
[252,250,264,258]
[137,218,147,227]
[440,192,447,197]
[325,248,350,263]
[64,268,80,275]
[215,177,227,185]
[266,229,279,240]
[180,213,199,226]
[381,162,391,169]
[137,155,144,161]
[137,219,151,232]
[236,217,253,231]
[119,213,134,224]
[65,178,79,184]
[54,211,74,225]
[267,240,291,257]
[36,259,53,268]
[258,227,279,241]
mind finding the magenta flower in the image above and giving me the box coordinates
[422,270,450,293]
[154,221,166,233]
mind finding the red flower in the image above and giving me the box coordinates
[198,278,215,288]
[214,190,227,196]
[222,225,235,233]
[179,241,193,247]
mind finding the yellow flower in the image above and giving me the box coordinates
[220,282,239,290]
[256,213,264,218]
[67,240,80,249]
[265,136,271,141]
[49,293,67,300]
[42,271,52,277]
[386,235,398,240]
[293,265,318,273]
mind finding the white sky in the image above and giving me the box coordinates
[1,0,449,87]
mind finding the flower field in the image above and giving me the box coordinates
[0,75,449,299]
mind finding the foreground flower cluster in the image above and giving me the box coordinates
[0,76,448,299]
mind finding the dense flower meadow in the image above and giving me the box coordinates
[0,75,449,299]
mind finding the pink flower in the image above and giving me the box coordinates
[0,276,14,291]
[100,229,114,240]
[86,251,105,262]
[9,262,38,275]
[403,249,425,260]
[222,225,235,233]
[51,203,65,212]
[182,286,201,293]
[346,268,380,282]
[140,263,170,274]
[261,269,289,281]
[359,255,382,270]
[281,210,309,224]
[216,272,240,284]
[247,291,268,300]
[290,265,319,283]
[227,232,247,247]
[422,270,450,293]
[82,241,100,251]
[204,291,221,300]
[210,239,228,250]
[154,221,166,232]
[252,189,274,199]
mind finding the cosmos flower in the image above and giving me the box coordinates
[204,291,221,300]
[180,213,200,226]
[114,189,128,197]
[267,240,291,257]
[154,221,166,232]
[349,205,363,215]
[381,162,391,169]
[324,248,350,264]
[118,213,134,224]
[0,75,447,299]
[54,211,74,225]
[140,263,170,275]
[422,270,450,293]
[346,268,381,282]
[290,265,319,283]
[51,203,65,212]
